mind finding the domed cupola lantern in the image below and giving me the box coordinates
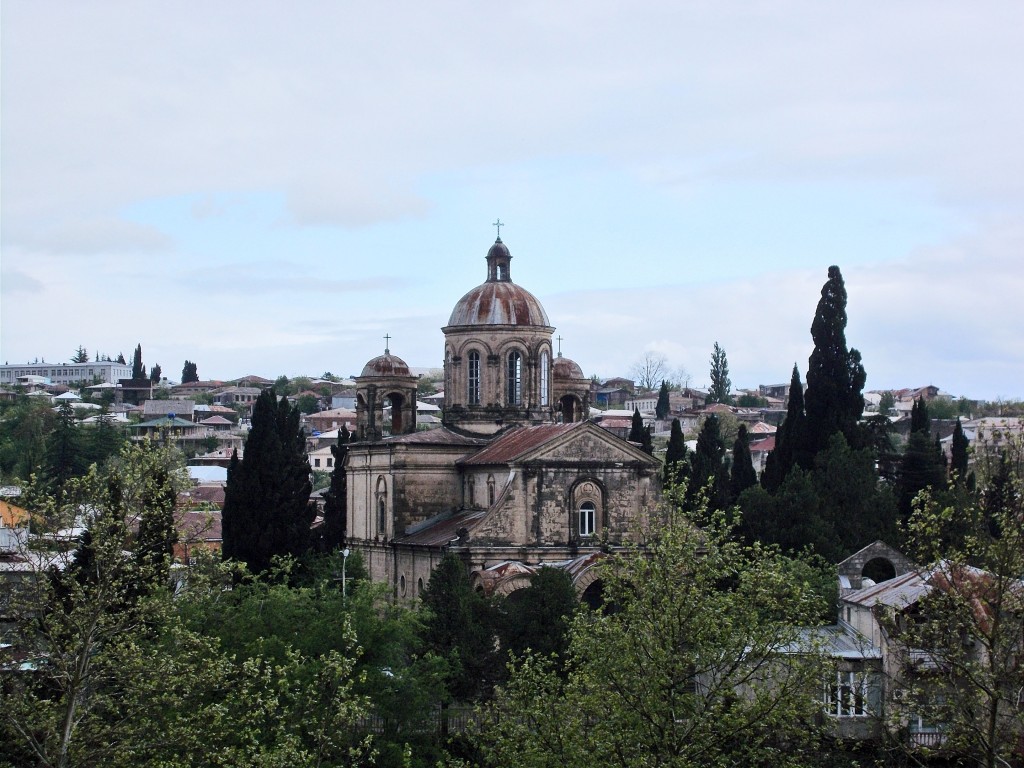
[442,229,556,434]
[355,339,419,441]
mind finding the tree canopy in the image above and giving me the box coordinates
[181,360,199,383]
[130,343,145,380]
[655,380,670,419]
[706,341,733,405]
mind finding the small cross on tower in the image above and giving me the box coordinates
[493,218,504,240]
[556,335,563,356]
[383,333,391,354]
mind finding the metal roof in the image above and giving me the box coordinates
[459,423,580,465]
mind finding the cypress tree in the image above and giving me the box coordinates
[730,424,757,502]
[655,381,670,420]
[688,415,729,511]
[897,397,947,519]
[641,425,653,455]
[950,417,973,488]
[663,418,688,484]
[628,408,644,444]
[762,365,806,493]
[803,266,866,454]
[706,342,733,405]
[318,431,348,551]
[131,344,145,380]
[181,360,199,383]
[222,390,315,574]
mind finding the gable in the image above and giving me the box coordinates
[520,422,656,466]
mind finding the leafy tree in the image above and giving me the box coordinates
[273,374,290,394]
[663,417,688,484]
[181,359,199,383]
[627,407,644,444]
[706,341,733,405]
[762,364,806,493]
[888,449,1024,768]
[688,414,729,511]
[897,397,947,520]
[296,392,319,414]
[803,266,866,455]
[0,398,57,482]
[116,352,126,365]
[222,390,316,575]
[877,390,895,415]
[629,351,667,390]
[318,429,349,552]
[729,424,757,502]
[148,363,162,384]
[71,345,89,364]
[476,505,830,767]
[130,343,144,380]
[419,553,500,703]
[736,393,769,408]
[655,380,670,419]
[498,567,577,670]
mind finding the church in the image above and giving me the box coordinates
[345,235,660,603]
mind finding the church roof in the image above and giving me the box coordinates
[460,423,580,465]
[359,351,412,378]
[552,353,585,380]
[446,238,551,328]
[377,427,489,448]
[393,508,487,546]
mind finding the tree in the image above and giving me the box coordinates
[950,416,973,488]
[296,393,319,414]
[318,429,349,552]
[222,390,315,575]
[663,417,688,484]
[498,567,577,669]
[877,390,896,415]
[706,341,733,405]
[148,363,162,384]
[627,407,644,444]
[655,380,670,419]
[476,506,830,767]
[130,343,144,380]
[419,553,500,703]
[762,364,806,493]
[887,450,1024,768]
[688,414,729,511]
[71,345,89,364]
[116,352,126,365]
[729,424,757,502]
[898,397,947,520]
[803,266,867,455]
[629,351,667,391]
[181,360,199,383]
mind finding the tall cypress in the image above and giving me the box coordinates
[628,408,644,444]
[318,431,349,551]
[131,344,145,380]
[950,417,973,488]
[655,381,670,420]
[804,266,866,454]
[730,424,757,502]
[762,365,805,493]
[688,415,729,511]
[222,390,315,574]
[706,342,733,405]
[897,397,946,519]
[663,418,688,485]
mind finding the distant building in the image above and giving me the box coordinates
[0,361,131,386]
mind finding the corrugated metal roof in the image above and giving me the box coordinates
[843,569,929,608]
[460,423,579,465]
[393,508,488,546]
[379,427,489,447]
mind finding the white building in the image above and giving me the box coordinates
[0,361,132,386]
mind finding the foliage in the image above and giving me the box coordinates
[877,390,895,415]
[762,364,806,493]
[130,343,144,381]
[803,266,866,456]
[897,397,947,520]
[688,413,729,512]
[296,393,320,414]
[656,380,671,419]
[887,448,1024,768]
[148,363,162,384]
[664,417,688,484]
[949,417,973,488]
[730,424,757,503]
[706,341,733,405]
[318,429,349,551]
[476,504,831,768]
[419,553,500,703]
[71,345,89,364]
[628,407,644,444]
[181,359,199,383]
[737,393,769,408]
[497,567,578,671]
[222,390,315,575]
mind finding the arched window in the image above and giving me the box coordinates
[468,350,481,405]
[579,501,596,537]
[467,475,476,507]
[487,474,496,506]
[540,350,549,406]
[377,496,387,536]
[507,351,522,405]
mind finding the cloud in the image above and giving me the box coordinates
[7,216,172,256]
[1,269,45,294]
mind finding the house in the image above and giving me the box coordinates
[306,407,358,435]
[143,399,197,422]
[213,386,262,408]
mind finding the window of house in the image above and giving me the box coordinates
[579,501,596,537]
[825,671,872,717]
[314,458,321,467]
[540,350,549,406]
[507,351,522,405]
[327,458,333,467]
[468,350,481,405]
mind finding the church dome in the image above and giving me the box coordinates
[446,238,551,328]
[360,351,411,378]
[553,353,585,380]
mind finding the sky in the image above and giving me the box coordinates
[2,2,1022,400]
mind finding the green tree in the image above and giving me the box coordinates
[950,416,973,488]
[419,553,499,703]
[181,359,199,383]
[729,423,757,503]
[222,390,315,575]
[498,567,577,670]
[71,345,89,364]
[688,414,729,511]
[296,392,319,414]
[317,429,349,552]
[736,393,769,408]
[898,397,947,520]
[655,380,671,419]
[148,363,162,384]
[706,341,733,405]
[663,417,688,484]
[628,407,644,444]
[476,507,830,767]
[888,449,1024,768]
[877,390,895,415]
[116,352,126,365]
[803,266,866,455]
[130,343,144,380]
[45,402,86,499]
[762,364,806,493]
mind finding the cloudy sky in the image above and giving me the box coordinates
[3,2,1022,400]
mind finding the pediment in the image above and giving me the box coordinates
[519,422,655,465]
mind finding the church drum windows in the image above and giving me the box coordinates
[540,350,549,406]
[468,350,481,405]
[507,350,522,405]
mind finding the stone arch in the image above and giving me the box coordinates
[382,390,409,435]
[837,541,915,591]
[559,393,583,423]
[862,557,897,584]
[493,574,534,597]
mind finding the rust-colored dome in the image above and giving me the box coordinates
[359,351,411,378]
[446,238,550,327]
[553,354,585,380]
